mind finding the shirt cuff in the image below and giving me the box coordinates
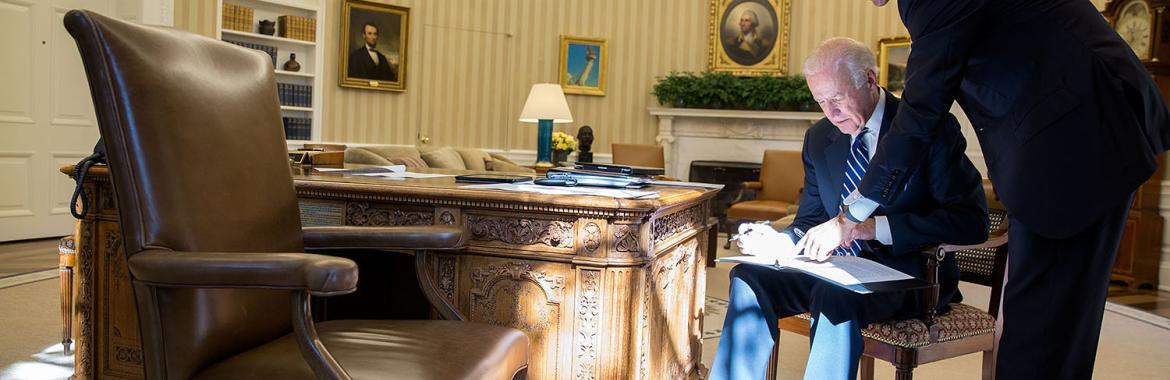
[844,192,880,222]
[874,215,893,245]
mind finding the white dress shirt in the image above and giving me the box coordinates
[366,44,380,65]
[852,89,893,246]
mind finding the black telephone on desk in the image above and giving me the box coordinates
[539,168,651,189]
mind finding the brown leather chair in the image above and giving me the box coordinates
[767,185,1008,380]
[611,143,666,168]
[724,150,802,248]
[65,10,527,379]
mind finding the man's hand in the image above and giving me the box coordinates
[734,223,797,259]
[850,218,876,241]
[796,214,858,262]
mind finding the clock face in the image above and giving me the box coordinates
[1117,0,1153,60]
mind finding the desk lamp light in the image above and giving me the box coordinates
[519,84,574,167]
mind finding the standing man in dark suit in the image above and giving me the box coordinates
[797,1,1170,379]
[347,22,396,81]
[708,37,988,380]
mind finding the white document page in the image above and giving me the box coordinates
[314,165,405,173]
[717,255,913,286]
[461,183,659,199]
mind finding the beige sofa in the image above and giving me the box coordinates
[345,145,535,173]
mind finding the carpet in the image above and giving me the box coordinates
[0,270,57,291]
[704,296,728,340]
[0,345,71,380]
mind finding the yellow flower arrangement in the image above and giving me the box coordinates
[551,131,578,152]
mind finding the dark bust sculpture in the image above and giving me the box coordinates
[577,125,594,163]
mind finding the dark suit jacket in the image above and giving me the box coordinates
[860,0,1170,239]
[784,92,989,311]
[347,46,396,81]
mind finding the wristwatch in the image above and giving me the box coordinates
[839,203,864,224]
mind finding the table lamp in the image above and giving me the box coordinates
[519,84,573,167]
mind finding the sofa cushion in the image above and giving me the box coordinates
[487,159,535,173]
[345,146,421,165]
[453,148,492,171]
[389,156,429,168]
[420,147,467,169]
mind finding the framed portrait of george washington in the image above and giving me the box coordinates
[708,0,791,76]
[339,0,409,92]
[877,36,911,96]
[559,36,608,96]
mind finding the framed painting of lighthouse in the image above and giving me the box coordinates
[559,35,607,96]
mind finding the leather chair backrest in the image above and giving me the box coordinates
[758,150,802,202]
[66,10,301,378]
[612,143,665,168]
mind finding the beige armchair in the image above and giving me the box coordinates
[724,150,803,248]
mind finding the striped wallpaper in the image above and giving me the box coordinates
[172,0,909,153]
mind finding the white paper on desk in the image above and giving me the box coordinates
[356,171,454,179]
[717,255,913,291]
[650,180,725,190]
[461,183,659,199]
[314,165,405,173]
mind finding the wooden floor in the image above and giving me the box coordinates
[1109,285,1170,321]
[0,238,62,279]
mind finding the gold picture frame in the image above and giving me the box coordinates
[877,36,911,96]
[338,0,409,92]
[558,36,608,96]
[708,0,791,76]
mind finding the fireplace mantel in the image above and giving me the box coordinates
[650,107,824,179]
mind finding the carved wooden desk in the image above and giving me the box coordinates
[65,166,717,379]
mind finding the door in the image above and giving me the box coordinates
[0,0,111,241]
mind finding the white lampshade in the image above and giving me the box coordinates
[518,84,574,123]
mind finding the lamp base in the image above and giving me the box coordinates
[534,119,554,168]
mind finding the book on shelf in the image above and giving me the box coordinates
[282,117,312,140]
[716,254,928,294]
[278,15,317,42]
[222,3,253,33]
[223,39,277,67]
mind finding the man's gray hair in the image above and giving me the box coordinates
[802,37,878,89]
[742,10,759,27]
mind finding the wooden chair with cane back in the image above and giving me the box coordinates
[767,183,1008,380]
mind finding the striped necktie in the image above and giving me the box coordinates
[837,128,870,256]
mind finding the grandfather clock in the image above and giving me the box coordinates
[1103,0,1167,289]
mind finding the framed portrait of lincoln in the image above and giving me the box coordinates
[339,0,409,92]
[708,0,791,76]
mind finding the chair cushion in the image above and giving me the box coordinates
[194,320,527,380]
[792,303,995,348]
[726,200,794,221]
[420,147,468,169]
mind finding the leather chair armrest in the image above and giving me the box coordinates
[731,181,763,205]
[127,250,358,296]
[302,226,467,251]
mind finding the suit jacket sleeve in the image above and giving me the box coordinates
[858,0,986,206]
[781,128,831,242]
[885,115,989,255]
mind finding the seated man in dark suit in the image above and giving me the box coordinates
[346,22,396,81]
[707,37,989,380]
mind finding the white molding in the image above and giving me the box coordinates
[648,107,824,121]
[651,107,820,179]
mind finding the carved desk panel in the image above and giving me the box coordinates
[65,166,717,380]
